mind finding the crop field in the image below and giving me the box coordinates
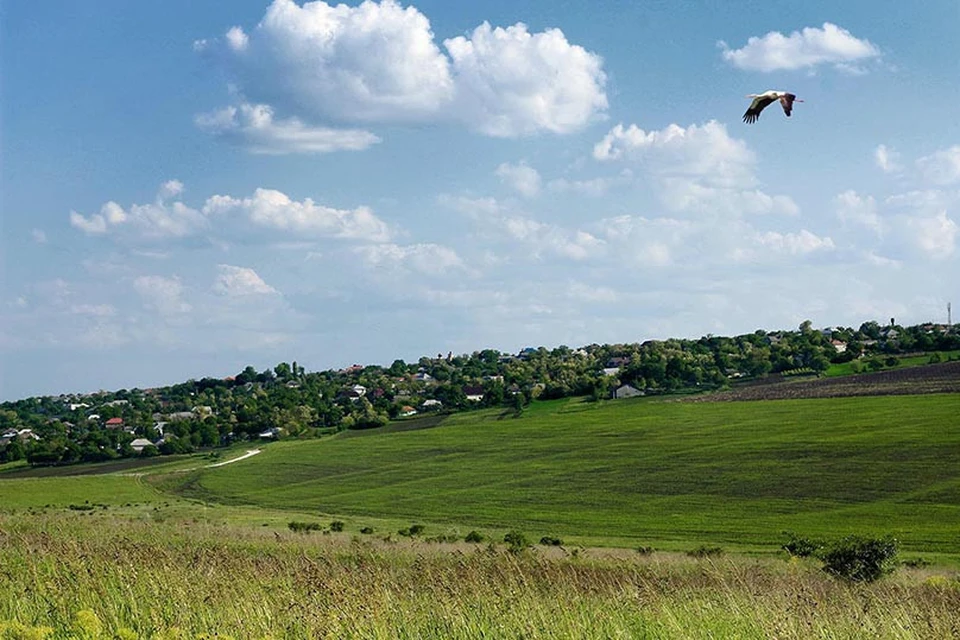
[2,512,959,639]
[694,360,960,402]
[167,393,960,554]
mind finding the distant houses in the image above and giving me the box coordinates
[612,384,644,400]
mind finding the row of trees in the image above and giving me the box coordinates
[2,320,957,466]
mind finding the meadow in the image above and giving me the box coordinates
[168,393,960,554]
[2,511,959,639]
[3,392,960,637]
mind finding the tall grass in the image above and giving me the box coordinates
[2,512,958,638]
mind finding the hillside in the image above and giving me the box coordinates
[164,393,960,553]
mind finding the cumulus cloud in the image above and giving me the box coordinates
[874,144,901,174]
[594,121,796,216]
[593,121,754,188]
[133,275,192,315]
[213,265,279,296]
[917,145,960,185]
[69,183,208,240]
[495,161,541,197]
[202,188,392,242]
[719,23,881,72]
[445,22,607,136]
[835,190,881,232]
[69,182,392,246]
[905,211,957,259]
[195,102,381,154]
[354,243,465,276]
[197,0,607,147]
[752,230,835,255]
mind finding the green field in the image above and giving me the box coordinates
[158,394,960,554]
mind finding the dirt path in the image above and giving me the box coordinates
[206,449,261,468]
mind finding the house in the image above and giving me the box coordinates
[830,339,848,353]
[167,411,195,421]
[463,386,485,402]
[351,384,367,397]
[612,384,644,399]
[413,372,433,382]
[601,367,621,377]
[399,406,418,417]
[68,402,90,411]
[16,429,41,442]
[104,399,129,407]
[421,399,442,410]
[105,417,124,429]
[340,389,362,402]
[518,347,538,359]
[606,356,631,368]
[130,438,154,453]
[259,427,282,439]
[154,421,168,435]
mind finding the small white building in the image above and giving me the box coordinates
[130,438,154,453]
[613,384,644,400]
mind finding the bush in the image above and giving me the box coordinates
[398,524,425,537]
[329,520,345,532]
[687,545,723,558]
[465,530,484,543]
[636,545,655,555]
[288,521,322,533]
[503,530,530,554]
[781,531,822,558]
[819,535,899,582]
[539,536,563,546]
[360,526,374,535]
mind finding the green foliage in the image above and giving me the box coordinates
[464,530,484,543]
[503,530,530,553]
[818,535,899,582]
[287,521,322,533]
[398,524,425,537]
[539,535,563,546]
[359,526,374,535]
[781,531,822,558]
[687,546,723,558]
[635,545,655,555]
[329,520,345,532]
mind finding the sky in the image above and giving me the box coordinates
[1,0,959,400]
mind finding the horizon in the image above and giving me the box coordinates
[2,0,958,400]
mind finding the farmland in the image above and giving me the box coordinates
[161,392,960,554]
[690,360,960,402]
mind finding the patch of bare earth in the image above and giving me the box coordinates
[685,361,960,402]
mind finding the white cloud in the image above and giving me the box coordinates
[354,243,465,276]
[69,182,208,240]
[133,275,192,315]
[874,144,901,174]
[445,22,607,136]
[597,215,692,267]
[31,229,47,244]
[659,180,799,216]
[213,265,279,296]
[752,230,835,255]
[719,23,880,72]
[202,188,392,242]
[199,0,607,139]
[195,102,380,154]
[917,145,960,185]
[906,211,957,259]
[835,190,880,232]
[547,175,624,197]
[495,161,541,197]
[593,121,754,188]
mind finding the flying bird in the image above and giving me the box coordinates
[742,91,803,124]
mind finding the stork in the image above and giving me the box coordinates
[742,90,802,124]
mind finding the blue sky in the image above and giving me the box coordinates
[2,0,958,399]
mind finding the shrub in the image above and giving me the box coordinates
[465,530,484,543]
[288,521,322,533]
[329,520,345,532]
[636,545,655,555]
[687,545,723,558]
[539,536,563,546]
[819,535,899,582]
[398,524,425,537]
[781,531,822,558]
[503,530,530,554]
[360,526,374,535]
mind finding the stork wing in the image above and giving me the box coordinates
[742,96,774,124]
[779,93,796,117]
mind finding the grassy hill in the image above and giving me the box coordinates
[165,393,960,554]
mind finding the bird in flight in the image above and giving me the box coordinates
[742,90,803,124]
